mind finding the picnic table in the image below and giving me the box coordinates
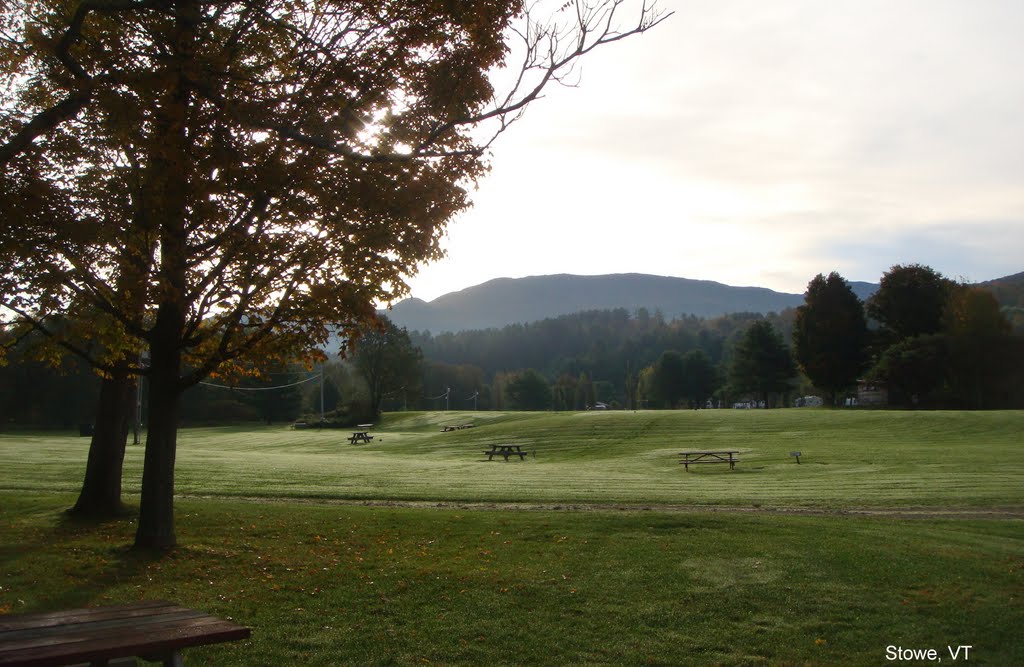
[0,600,250,666]
[441,424,475,432]
[482,444,529,461]
[678,450,740,471]
[348,424,374,444]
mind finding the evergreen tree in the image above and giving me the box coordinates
[729,320,796,408]
[650,351,686,408]
[793,272,870,406]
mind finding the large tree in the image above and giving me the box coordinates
[792,272,869,406]
[1,123,145,518]
[506,368,552,411]
[679,348,718,408]
[648,350,685,408]
[867,334,949,408]
[867,264,952,343]
[351,317,421,416]
[1,0,668,548]
[729,320,796,408]
[943,284,1015,409]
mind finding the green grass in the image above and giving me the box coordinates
[2,493,1022,666]
[2,409,1022,508]
[1,410,1023,664]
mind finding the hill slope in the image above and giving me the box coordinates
[981,271,1024,308]
[383,273,878,333]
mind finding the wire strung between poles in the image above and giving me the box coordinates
[198,373,322,391]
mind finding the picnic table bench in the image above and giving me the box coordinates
[348,424,374,444]
[679,450,740,471]
[0,600,249,666]
[482,444,529,461]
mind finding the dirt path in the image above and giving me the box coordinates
[184,495,1024,520]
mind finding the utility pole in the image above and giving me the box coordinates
[133,351,147,444]
[133,376,143,445]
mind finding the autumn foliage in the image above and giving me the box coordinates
[1,0,667,546]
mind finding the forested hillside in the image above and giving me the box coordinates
[410,307,795,406]
[982,271,1024,331]
[411,307,794,411]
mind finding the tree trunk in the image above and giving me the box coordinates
[68,368,135,518]
[133,0,195,550]
[134,340,180,549]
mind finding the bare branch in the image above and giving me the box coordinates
[186,1,671,165]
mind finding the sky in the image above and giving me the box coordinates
[403,0,1024,303]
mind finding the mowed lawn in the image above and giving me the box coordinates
[2,410,1023,665]
[2,409,1022,508]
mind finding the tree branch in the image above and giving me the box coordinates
[1,0,169,165]
[0,86,93,166]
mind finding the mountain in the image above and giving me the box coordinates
[980,271,1024,308]
[980,271,1024,286]
[381,273,881,333]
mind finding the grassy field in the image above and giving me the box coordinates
[3,493,1023,666]
[2,409,1022,508]
[1,410,1023,665]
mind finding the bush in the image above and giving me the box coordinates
[295,401,374,429]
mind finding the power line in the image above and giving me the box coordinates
[198,373,322,391]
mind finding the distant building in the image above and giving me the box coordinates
[857,381,887,407]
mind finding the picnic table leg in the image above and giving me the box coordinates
[140,651,184,667]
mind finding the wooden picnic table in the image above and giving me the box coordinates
[441,424,475,432]
[679,450,740,471]
[482,444,529,461]
[348,425,374,444]
[0,600,250,666]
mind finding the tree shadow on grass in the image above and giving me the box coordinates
[0,504,177,614]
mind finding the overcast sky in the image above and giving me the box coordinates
[403,0,1024,302]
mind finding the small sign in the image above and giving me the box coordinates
[790,451,802,464]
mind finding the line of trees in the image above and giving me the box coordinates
[864,266,1023,409]
[6,265,1022,436]
[410,264,1023,411]
[6,264,1022,437]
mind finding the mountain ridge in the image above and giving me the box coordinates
[381,273,880,333]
